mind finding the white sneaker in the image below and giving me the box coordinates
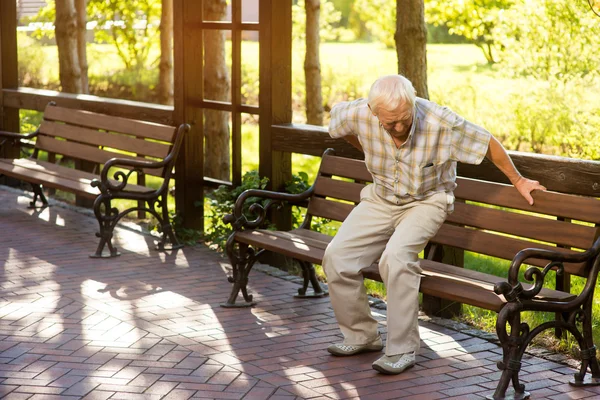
[327,334,383,356]
[372,351,416,374]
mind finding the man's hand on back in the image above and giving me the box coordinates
[514,176,547,206]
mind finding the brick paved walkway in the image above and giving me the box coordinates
[0,186,596,400]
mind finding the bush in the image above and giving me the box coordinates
[496,0,600,82]
[89,68,159,103]
[17,33,51,87]
[509,83,600,159]
[204,170,271,251]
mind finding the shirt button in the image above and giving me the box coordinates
[394,179,398,183]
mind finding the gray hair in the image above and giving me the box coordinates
[368,75,416,114]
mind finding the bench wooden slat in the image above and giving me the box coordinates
[456,177,600,224]
[306,188,590,274]
[5,159,153,194]
[40,121,171,159]
[449,202,595,250]
[0,159,154,196]
[288,228,335,244]
[36,136,165,177]
[320,154,372,182]
[0,159,153,198]
[0,159,97,198]
[313,176,364,203]
[307,196,354,223]
[236,229,576,313]
[313,176,596,250]
[12,158,101,181]
[419,260,573,304]
[433,224,586,276]
[235,229,326,265]
[44,105,176,142]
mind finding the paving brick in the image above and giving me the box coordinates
[440,384,487,397]
[1,393,34,400]
[12,385,65,395]
[0,187,590,400]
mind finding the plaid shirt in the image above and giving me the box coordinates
[329,97,492,203]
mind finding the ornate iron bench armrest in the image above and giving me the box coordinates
[92,157,168,193]
[495,237,600,301]
[224,186,315,231]
[224,147,336,231]
[91,123,188,194]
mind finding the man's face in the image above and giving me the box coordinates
[372,103,413,139]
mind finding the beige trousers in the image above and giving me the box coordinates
[323,184,449,356]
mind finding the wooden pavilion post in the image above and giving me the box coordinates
[259,0,293,230]
[0,0,20,160]
[173,0,204,230]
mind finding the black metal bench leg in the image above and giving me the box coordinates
[90,196,120,258]
[489,309,530,400]
[570,297,600,386]
[221,240,257,308]
[29,184,48,208]
[155,194,184,251]
[295,261,328,298]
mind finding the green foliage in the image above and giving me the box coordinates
[285,171,313,230]
[28,0,162,74]
[425,0,514,64]
[19,110,44,135]
[284,171,311,194]
[509,83,600,159]
[17,33,50,87]
[285,171,339,236]
[240,61,259,106]
[496,0,600,82]
[292,0,343,42]
[88,0,162,72]
[89,68,159,103]
[169,211,203,246]
[26,1,55,39]
[330,0,355,25]
[351,0,395,48]
[426,24,468,44]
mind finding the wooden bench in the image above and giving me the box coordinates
[0,102,189,258]
[222,148,600,399]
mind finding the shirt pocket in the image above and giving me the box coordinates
[413,162,442,194]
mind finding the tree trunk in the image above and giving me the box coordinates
[75,0,88,93]
[55,0,82,93]
[395,0,428,99]
[304,0,323,125]
[203,0,230,181]
[159,0,174,105]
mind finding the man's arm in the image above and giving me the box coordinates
[486,136,546,205]
[344,135,363,152]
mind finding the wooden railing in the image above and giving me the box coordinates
[2,88,174,125]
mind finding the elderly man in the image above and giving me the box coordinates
[323,74,546,375]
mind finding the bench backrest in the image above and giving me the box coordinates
[34,104,178,178]
[306,150,600,277]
